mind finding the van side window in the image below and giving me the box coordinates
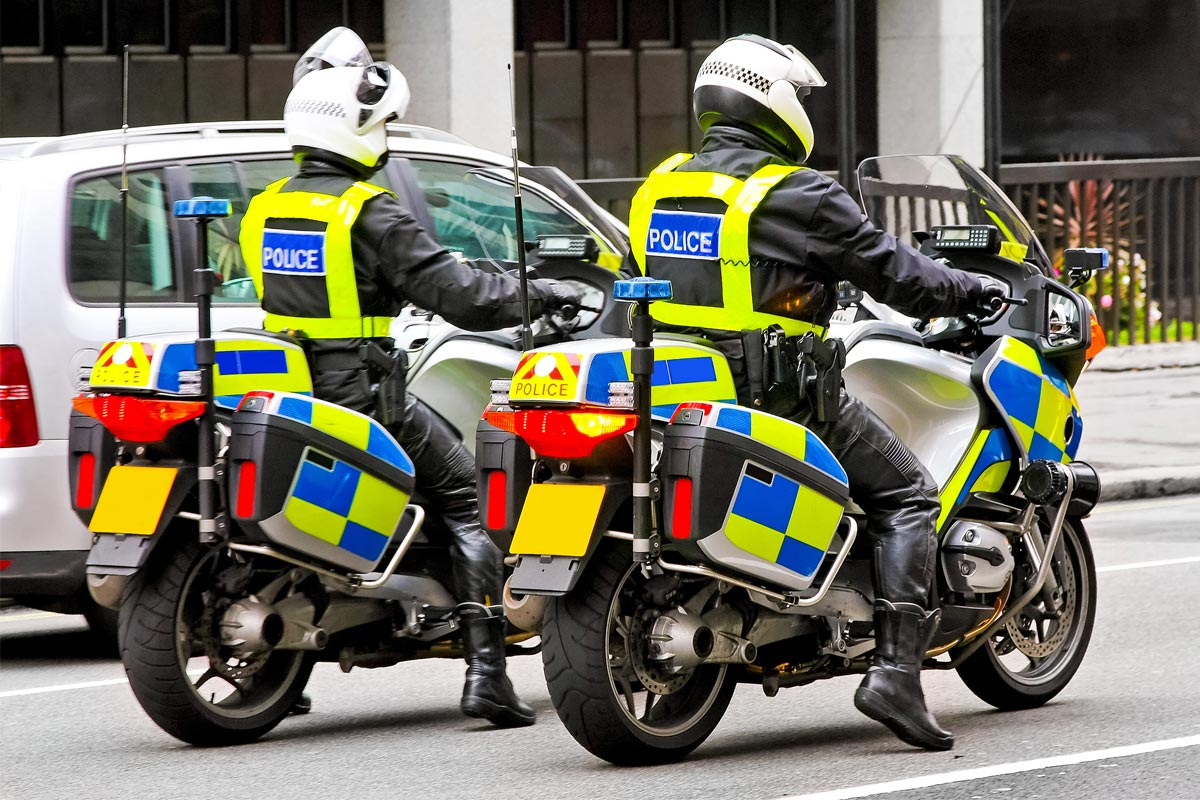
[187,160,291,304]
[407,159,606,262]
[68,170,175,303]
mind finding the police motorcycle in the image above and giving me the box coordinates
[67,198,615,746]
[477,154,1108,765]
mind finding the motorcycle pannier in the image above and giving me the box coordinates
[661,402,850,591]
[228,391,416,574]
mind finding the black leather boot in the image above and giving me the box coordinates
[854,600,954,751]
[460,615,536,728]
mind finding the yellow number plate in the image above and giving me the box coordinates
[89,465,179,535]
[511,484,606,557]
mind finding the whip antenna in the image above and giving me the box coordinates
[117,44,130,339]
[507,63,533,351]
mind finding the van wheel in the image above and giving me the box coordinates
[120,537,314,746]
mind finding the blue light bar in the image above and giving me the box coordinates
[173,197,232,218]
[613,278,673,302]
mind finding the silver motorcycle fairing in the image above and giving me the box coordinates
[841,337,982,490]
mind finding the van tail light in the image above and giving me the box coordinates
[485,409,637,459]
[671,477,693,539]
[72,395,205,443]
[485,470,508,529]
[75,452,97,508]
[0,345,39,448]
[235,461,257,518]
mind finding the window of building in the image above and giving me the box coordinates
[69,169,176,303]
[0,0,44,51]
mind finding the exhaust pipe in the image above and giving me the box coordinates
[503,577,547,633]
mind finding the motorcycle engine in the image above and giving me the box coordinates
[940,520,1014,594]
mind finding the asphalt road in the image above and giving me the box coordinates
[3,496,1199,800]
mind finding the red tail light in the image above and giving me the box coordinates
[485,470,508,529]
[671,477,693,539]
[72,395,205,443]
[75,452,97,508]
[0,345,39,448]
[487,409,637,459]
[235,461,257,518]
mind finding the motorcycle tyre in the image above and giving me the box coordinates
[119,535,315,746]
[541,542,737,766]
[955,517,1096,711]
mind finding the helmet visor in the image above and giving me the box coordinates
[293,27,372,86]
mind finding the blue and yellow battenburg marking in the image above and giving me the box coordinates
[283,447,405,562]
[937,427,1014,529]
[699,403,848,580]
[982,337,1083,464]
[157,339,312,408]
[248,391,414,565]
[584,346,737,419]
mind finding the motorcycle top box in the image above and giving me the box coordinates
[87,331,313,409]
[228,391,416,574]
[661,401,850,591]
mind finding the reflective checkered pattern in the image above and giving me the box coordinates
[283,448,406,562]
[698,60,772,94]
[984,337,1083,463]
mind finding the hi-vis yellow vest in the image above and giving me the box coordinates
[241,178,394,339]
[629,153,826,338]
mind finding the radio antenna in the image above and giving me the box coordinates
[507,63,533,351]
[116,44,130,339]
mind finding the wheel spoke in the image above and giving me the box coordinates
[194,665,245,697]
[641,689,658,722]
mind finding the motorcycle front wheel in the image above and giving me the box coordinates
[540,543,736,765]
[956,517,1096,710]
[119,535,315,746]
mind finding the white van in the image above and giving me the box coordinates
[0,121,627,635]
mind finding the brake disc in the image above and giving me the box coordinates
[1004,554,1077,659]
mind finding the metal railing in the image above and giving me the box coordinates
[1000,158,1200,345]
[578,158,1200,345]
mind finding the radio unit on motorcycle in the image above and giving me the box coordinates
[930,225,1001,254]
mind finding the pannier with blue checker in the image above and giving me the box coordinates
[228,391,415,574]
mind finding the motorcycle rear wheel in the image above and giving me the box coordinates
[120,536,315,746]
[956,517,1096,710]
[541,543,736,765]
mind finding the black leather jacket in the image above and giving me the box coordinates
[639,126,983,327]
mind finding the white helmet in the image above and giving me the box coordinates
[284,28,411,174]
[693,34,827,162]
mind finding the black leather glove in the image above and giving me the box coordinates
[974,275,1008,314]
[535,279,584,314]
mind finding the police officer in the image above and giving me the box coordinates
[628,35,1006,751]
[239,28,581,728]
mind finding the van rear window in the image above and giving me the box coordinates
[68,170,176,303]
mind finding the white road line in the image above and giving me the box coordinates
[774,735,1200,800]
[1098,554,1200,573]
[0,678,128,698]
[0,611,64,623]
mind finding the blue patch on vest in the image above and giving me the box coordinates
[261,228,326,275]
[645,210,722,260]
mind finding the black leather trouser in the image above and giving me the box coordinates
[312,365,503,607]
[789,390,941,608]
